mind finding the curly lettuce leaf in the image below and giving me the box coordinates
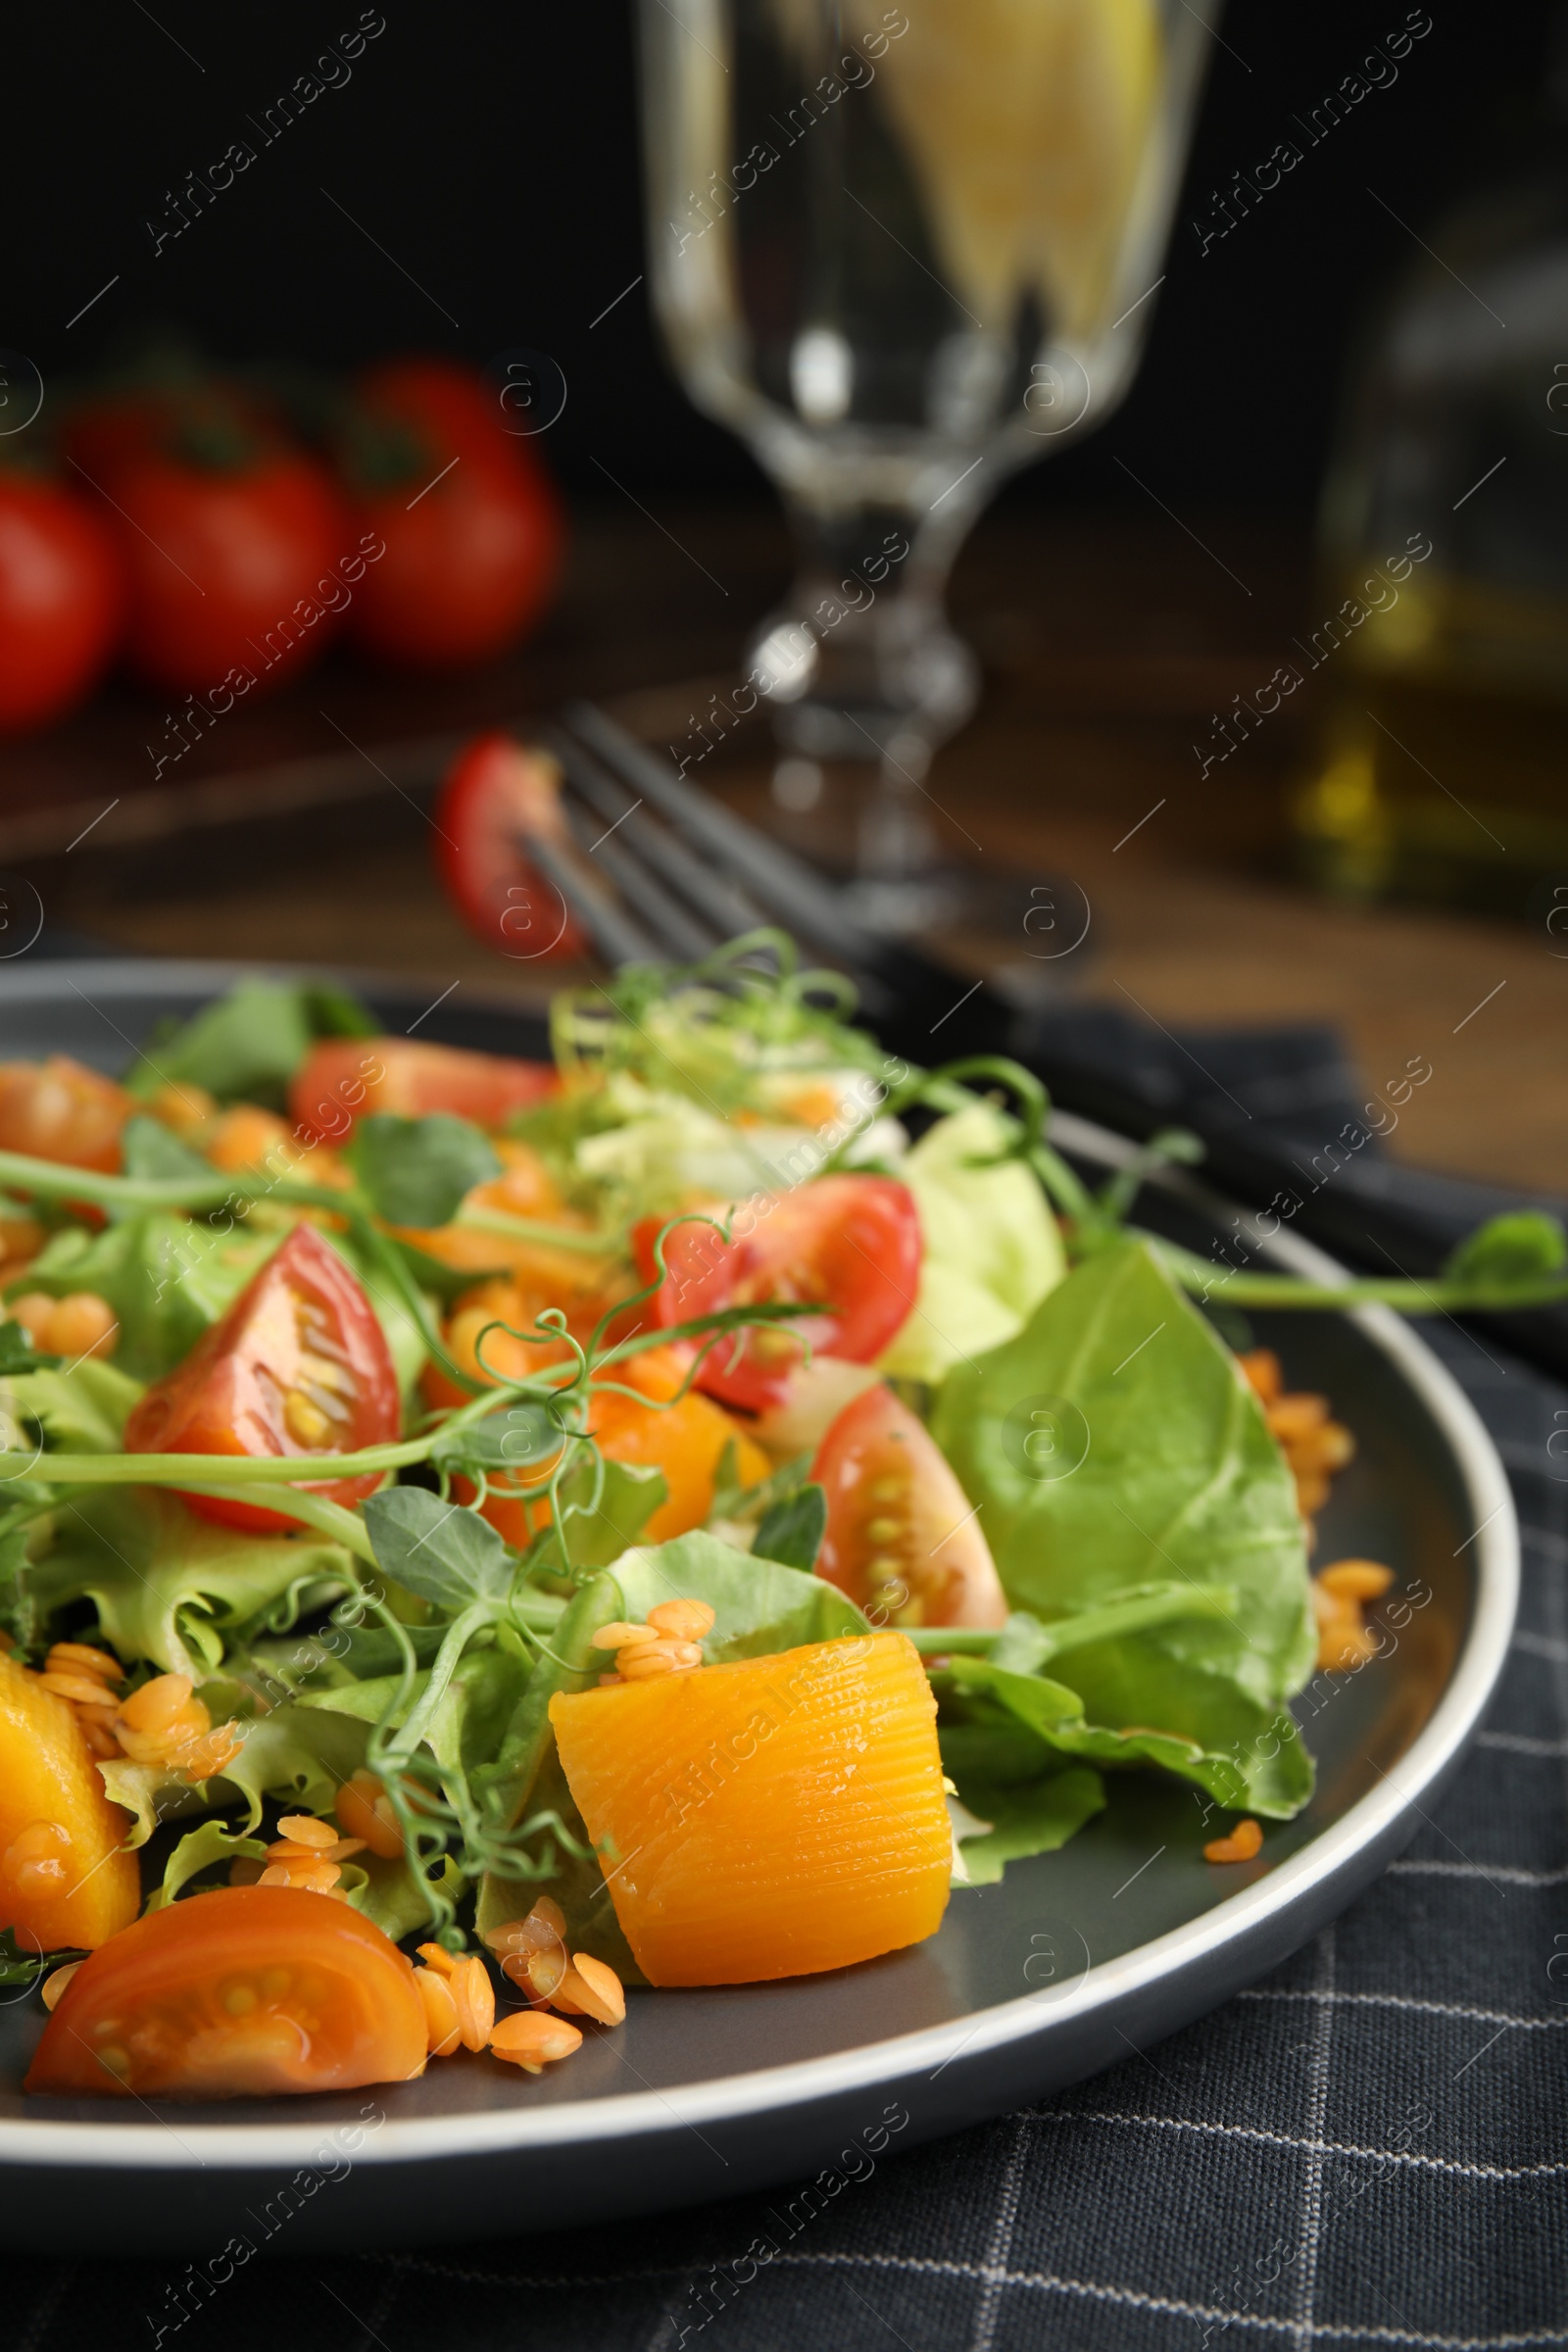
[879,1102,1065,1384]
[147,1818,267,1908]
[97,1756,212,1848]
[24,1487,354,1678]
[6,1358,144,1451]
[11,1214,273,1381]
[298,1643,530,1785]
[210,1698,372,1831]
[933,1238,1315,1746]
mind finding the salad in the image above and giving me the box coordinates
[0,938,1557,2102]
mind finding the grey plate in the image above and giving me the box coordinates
[0,965,1519,2254]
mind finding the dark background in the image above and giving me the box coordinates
[9,0,1561,520]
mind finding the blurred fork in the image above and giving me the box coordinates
[532,703,959,1026]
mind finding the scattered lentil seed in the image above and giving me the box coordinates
[275,1814,338,1850]
[1203,1818,1264,1865]
[489,2012,582,2073]
[415,1967,462,2057]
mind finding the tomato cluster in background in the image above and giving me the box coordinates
[0,355,564,735]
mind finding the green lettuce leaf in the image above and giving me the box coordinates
[211,1697,372,1831]
[932,1237,1315,1761]
[97,1756,214,1848]
[7,1358,144,1451]
[474,1570,636,1972]
[608,1528,868,1657]
[124,976,374,1107]
[953,1768,1105,1886]
[148,1818,267,1909]
[11,1213,273,1380]
[299,1642,529,1786]
[24,1487,354,1678]
[879,1102,1065,1384]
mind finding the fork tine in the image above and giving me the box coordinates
[544,726,769,944]
[519,829,662,968]
[561,702,883,968]
[559,793,719,962]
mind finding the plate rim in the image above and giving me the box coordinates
[0,978,1519,2170]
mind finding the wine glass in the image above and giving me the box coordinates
[637,0,1220,921]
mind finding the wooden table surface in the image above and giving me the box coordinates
[28,504,1566,1196]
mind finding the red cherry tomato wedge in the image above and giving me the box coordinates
[122,1224,400,1532]
[24,1885,427,2099]
[811,1383,1008,1630]
[632,1175,922,1414]
[290,1034,559,1144]
[430,731,583,963]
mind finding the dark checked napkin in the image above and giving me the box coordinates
[14,1016,1568,2352]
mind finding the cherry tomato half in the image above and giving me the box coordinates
[123,1224,400,1531]
[24,1885,427,2099]
[811,1383,1008,1630]
[0,1054,134,1172]
[632,1175,922,1414]
[289,1035,559,1145]
[431,732,584,963]
[0,474,124,734]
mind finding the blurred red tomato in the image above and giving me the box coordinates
[103,445,351,696]
[354,357,520,469]
[338,359,564,671]
[0,474,123,733]
[432,731,583,960]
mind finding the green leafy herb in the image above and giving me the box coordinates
[348,1114,501,1228]
[363,1487,515,1612]
[0,1928,72,1987]
[1443,1209,1568,1293]
[124,976,374,1108]
[0,1323,55,1376]
[428,1399,564,1479]
[752,1481,827,1573]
